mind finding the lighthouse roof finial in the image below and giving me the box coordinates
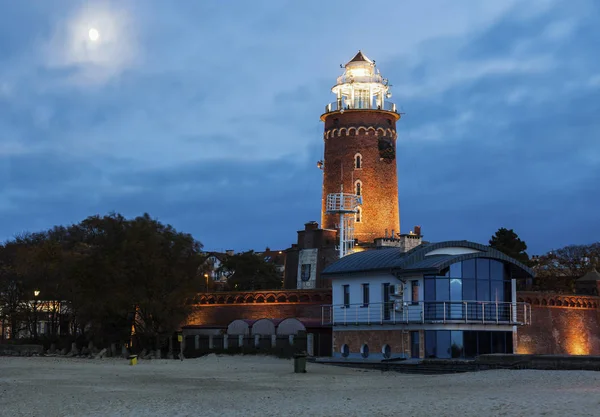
[347,50,373,66]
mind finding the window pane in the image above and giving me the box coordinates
[476,259,490,280]
[450,279,463,319]
[436,279,449,301]
[463,279,476,301]
[449,262,461,278]
[435,279,449,319]
[462,259,476,279]
[411,280,419,304]
[464,331,478,358]
[490,260,505,280]
[477,279,490,301]
[437,331,451,359]
[463,279,477,320]
[451,331,464,358]
[382,283,390,320]
[425,331,436,358]
[450,279,462,301]
[504,281,513,302]
[490,281,504,302]
[343,285,350,306]
[492,332,506,353]
[478,332,492,355]
[362,284,369,306]
[424,278,435,301]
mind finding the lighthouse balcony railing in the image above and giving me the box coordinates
[321,301,532,327]
[324,101,397,114]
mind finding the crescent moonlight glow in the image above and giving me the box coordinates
[88,28,99,41]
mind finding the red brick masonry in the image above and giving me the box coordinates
[183,290,331,327]
[517,291,600,355]
[321,110,401,242]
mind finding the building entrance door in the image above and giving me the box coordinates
[410,331,420,358]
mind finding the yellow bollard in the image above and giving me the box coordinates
[128,355,138,366]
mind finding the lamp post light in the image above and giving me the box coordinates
[33,290,40,340]
[204,274,209,293]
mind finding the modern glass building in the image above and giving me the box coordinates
[321,241,533,360]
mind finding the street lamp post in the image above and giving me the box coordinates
[204,274,209,293]
[33,290,40,340]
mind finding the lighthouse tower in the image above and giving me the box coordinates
[320,51,401,244]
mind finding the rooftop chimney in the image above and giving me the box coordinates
[414,225,422,236]
[305,221,319,231]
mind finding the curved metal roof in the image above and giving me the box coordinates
[320,247,405,274]
[322,240,534,278]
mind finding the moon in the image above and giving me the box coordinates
[88,28,99,41]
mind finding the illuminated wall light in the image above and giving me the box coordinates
[565,315,591,355]
[568,337,590,355]
[516,346,531,354]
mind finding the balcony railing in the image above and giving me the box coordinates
[324,100,397,114]
[321,301,531,326]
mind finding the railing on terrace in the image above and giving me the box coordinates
[321,301,531,326]
[325,100,397,114]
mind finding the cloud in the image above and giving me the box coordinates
[0,0,599,256]
[41,1,140,87]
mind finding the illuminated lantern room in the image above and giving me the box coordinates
[326,51,396,113]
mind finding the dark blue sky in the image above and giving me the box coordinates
[1,0,599,255]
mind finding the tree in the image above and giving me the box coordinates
[14,237,71,341]
[219,251,282,291]
[532,243,600,292]
[122,213,203,349]
[489,228,530,266]
[0,263,26,340]
[0,233,48,341]
[0,212,205,351]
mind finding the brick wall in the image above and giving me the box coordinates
[321,110,401,242]
[183,290,331,327]
[333,329,414,358]
[517,291,600,355]
[184,303,324,327]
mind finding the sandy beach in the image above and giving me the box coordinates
[1,355,599,417]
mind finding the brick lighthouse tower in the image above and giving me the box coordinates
[320,51,401,244]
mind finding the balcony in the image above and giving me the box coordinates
[324,100,397,114]
[321,301,531,326]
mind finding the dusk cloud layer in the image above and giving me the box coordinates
[1,0,598,255]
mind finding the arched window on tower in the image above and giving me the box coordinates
[356,207,362,223]
[355,180,362,196]
[354,153,362,169]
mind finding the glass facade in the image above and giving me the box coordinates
[425,330,513,358]
[423,258,512,321]
[422,259,515,358]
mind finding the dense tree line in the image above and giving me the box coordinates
[217,251,283,291]
[0,213,206,351]
[530,243,600,292]
[489,227,600,292]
